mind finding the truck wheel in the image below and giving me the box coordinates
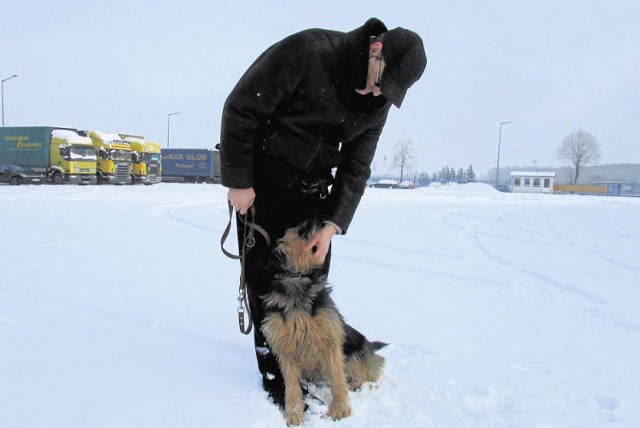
[10,176,21,185]
[52,172,63,185]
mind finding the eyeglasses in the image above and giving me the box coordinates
[369,55,383,87]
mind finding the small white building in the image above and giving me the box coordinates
[510,171,556,194]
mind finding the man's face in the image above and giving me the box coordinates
[355,43,385,98]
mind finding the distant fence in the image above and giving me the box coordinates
[554,184,606,195]
[611,183,640,197]
[553,183,640,197]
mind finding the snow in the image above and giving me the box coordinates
[51,129,92,146]
[123,137,145,144]
[51,129,79,139]
[90,130,124,142]
[1,183,639,428]
[510,171,557,177]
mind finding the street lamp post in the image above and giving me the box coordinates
[495,120,513,188]
[2,74,19,126]
[167,112,181,148]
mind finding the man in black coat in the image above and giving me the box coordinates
[220,17,426,406]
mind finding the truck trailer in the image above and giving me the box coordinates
[0,126,97,184]
[160,149,220,183]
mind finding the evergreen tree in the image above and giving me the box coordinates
[466,164,476,180]
[434,164,477,182]
[438,166,446,181]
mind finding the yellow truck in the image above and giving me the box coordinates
[120,134,161,185]
[79,130,132,184]
[0,126,97,184]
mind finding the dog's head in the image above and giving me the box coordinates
[272,219,324,275]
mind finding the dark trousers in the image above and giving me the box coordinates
[236,180,331,403]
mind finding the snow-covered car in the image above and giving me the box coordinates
[370,179,399,189]
[495,183,511,192]
[0,163,44,185]
[398,180,416,189]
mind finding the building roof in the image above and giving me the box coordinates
[510,171,556,177]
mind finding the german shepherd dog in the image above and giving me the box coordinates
[262,219,387,426]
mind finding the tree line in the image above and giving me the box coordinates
[389,128,602,185]
[432,165,476,182]
[389,138,476,184]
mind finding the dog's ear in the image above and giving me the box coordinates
[297,218,322,241]
[271,245,289,269]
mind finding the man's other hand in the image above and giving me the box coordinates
[227,188,256,215]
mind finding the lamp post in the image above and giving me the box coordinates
[495,120,513,188]
[2,74,19,126]
[167,111,181,148]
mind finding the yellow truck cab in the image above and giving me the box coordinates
[80,130,132,184]
[121,135,161,185]
[50,130,98,184]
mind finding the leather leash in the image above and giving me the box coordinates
[221,201,271,335]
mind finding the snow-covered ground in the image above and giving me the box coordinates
[1,183,639,428]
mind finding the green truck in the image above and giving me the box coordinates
[0,126,97,184]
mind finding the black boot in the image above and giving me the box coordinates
[263,373,286,408]
[254,331,286,408]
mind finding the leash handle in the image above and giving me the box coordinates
[220,202,241,259]
[220,202,271,259]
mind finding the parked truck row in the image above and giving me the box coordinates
[0,126,173,185]
[1,126,221,185]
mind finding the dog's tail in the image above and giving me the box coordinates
[371,341,389,351]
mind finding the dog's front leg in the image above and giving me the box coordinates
[326,350,352,420]
[281,361,304,426]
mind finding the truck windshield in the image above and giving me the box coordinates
[142,153,160,163]
[110,150,131,161]
[70,146,97,161]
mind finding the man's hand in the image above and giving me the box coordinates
[305,224,338,265]
[227,188,256,215]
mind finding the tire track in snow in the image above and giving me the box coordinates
[543,204,640,276]
[457,205,640,335]
[0,282,230,349]
[337,253,477,284]
[342,237,466,261]
[337,226,473,283]
[153,199,228,234]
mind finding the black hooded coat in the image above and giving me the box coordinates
[220,18,392,233]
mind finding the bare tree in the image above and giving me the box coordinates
[392,138,416,182]
[557,129,601,184]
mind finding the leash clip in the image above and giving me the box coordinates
[238,287,246,311]
[245,232,256,248]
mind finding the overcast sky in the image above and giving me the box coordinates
[3,0,639,177]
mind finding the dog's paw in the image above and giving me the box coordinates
[284,404,305,426]
[327,402,351,421]
[348,381,362,391]
[284,411,304,426]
